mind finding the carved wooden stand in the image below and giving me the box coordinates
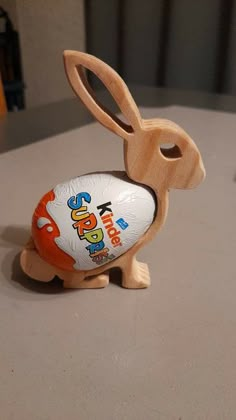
[20,51,205,288]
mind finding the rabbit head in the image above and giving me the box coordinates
[63,51,205,194]
[124,119,205,193]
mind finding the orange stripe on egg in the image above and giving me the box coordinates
[32,189,76,272]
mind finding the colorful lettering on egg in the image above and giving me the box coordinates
[67,192,116,266]
[97,202,123,249]
[116,218,129,230]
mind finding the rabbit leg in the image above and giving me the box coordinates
[63,272,109,289]
[20,239,56,282]
[121,256,150,289]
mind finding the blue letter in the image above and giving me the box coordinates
[67,192,91,210]
[86,241,105,254]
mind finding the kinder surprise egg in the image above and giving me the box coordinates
[32,172,156,271]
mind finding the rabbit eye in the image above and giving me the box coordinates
[160,143,182,159]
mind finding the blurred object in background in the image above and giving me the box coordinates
[0,1,85,110]
[0,71,7,115]
[0,6,25,111]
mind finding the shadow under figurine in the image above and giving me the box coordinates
[20,51,206,289]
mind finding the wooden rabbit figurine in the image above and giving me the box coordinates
[20,51,205,289]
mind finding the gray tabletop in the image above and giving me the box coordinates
[1,86,236,154]
[1,89,236,420]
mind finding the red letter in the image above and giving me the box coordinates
[73,213,97,236]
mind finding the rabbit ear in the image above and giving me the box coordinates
[63,51,142,141]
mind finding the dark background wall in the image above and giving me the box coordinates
[86,0,236,95]
[1,0,236,109]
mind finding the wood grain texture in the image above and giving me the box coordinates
[21,51,205,288]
